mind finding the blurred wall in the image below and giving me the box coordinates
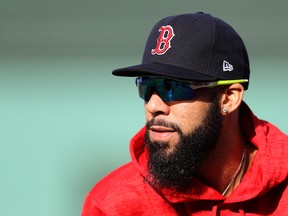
[0,1,287,215]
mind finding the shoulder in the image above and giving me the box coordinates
[93,162,143,191]
[87,161,148,201]
[82,162,159,215]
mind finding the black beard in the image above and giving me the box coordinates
[145,94,222,192]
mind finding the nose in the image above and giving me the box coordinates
[145,92,170,117]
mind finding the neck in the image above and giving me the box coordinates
[195,118,252,196]
[221,142,247,196]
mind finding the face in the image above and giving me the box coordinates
[144,88,223,191]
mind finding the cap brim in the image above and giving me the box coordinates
[112,62,218,82]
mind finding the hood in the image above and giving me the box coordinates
[129,102,288,204]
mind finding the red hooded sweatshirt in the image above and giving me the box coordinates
[82,103,288,215]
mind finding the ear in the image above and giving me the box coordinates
[220,83,244,115]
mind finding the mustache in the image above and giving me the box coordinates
[146,118,181,133]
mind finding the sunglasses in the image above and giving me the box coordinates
[135,77,248,102]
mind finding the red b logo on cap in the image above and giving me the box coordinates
[151,25,175,55]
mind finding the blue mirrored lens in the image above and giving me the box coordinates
[136,77,196,102]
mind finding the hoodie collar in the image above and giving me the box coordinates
[129,102,288,203]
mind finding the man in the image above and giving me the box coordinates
[82,12,288,215]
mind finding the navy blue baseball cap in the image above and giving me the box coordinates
[112,12,250,90]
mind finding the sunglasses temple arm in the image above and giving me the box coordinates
[190,79,248,89]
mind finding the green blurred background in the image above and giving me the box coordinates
[0,0,287,215]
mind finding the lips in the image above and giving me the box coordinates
[150,125,176,132]
[148,125,177,142]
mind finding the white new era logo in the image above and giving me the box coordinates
[223,60,234,72]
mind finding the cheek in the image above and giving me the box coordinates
[174,104,209,134]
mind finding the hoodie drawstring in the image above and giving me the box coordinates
[212,205,218,216]
[212,205,246,216]
[239,209,246,216]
